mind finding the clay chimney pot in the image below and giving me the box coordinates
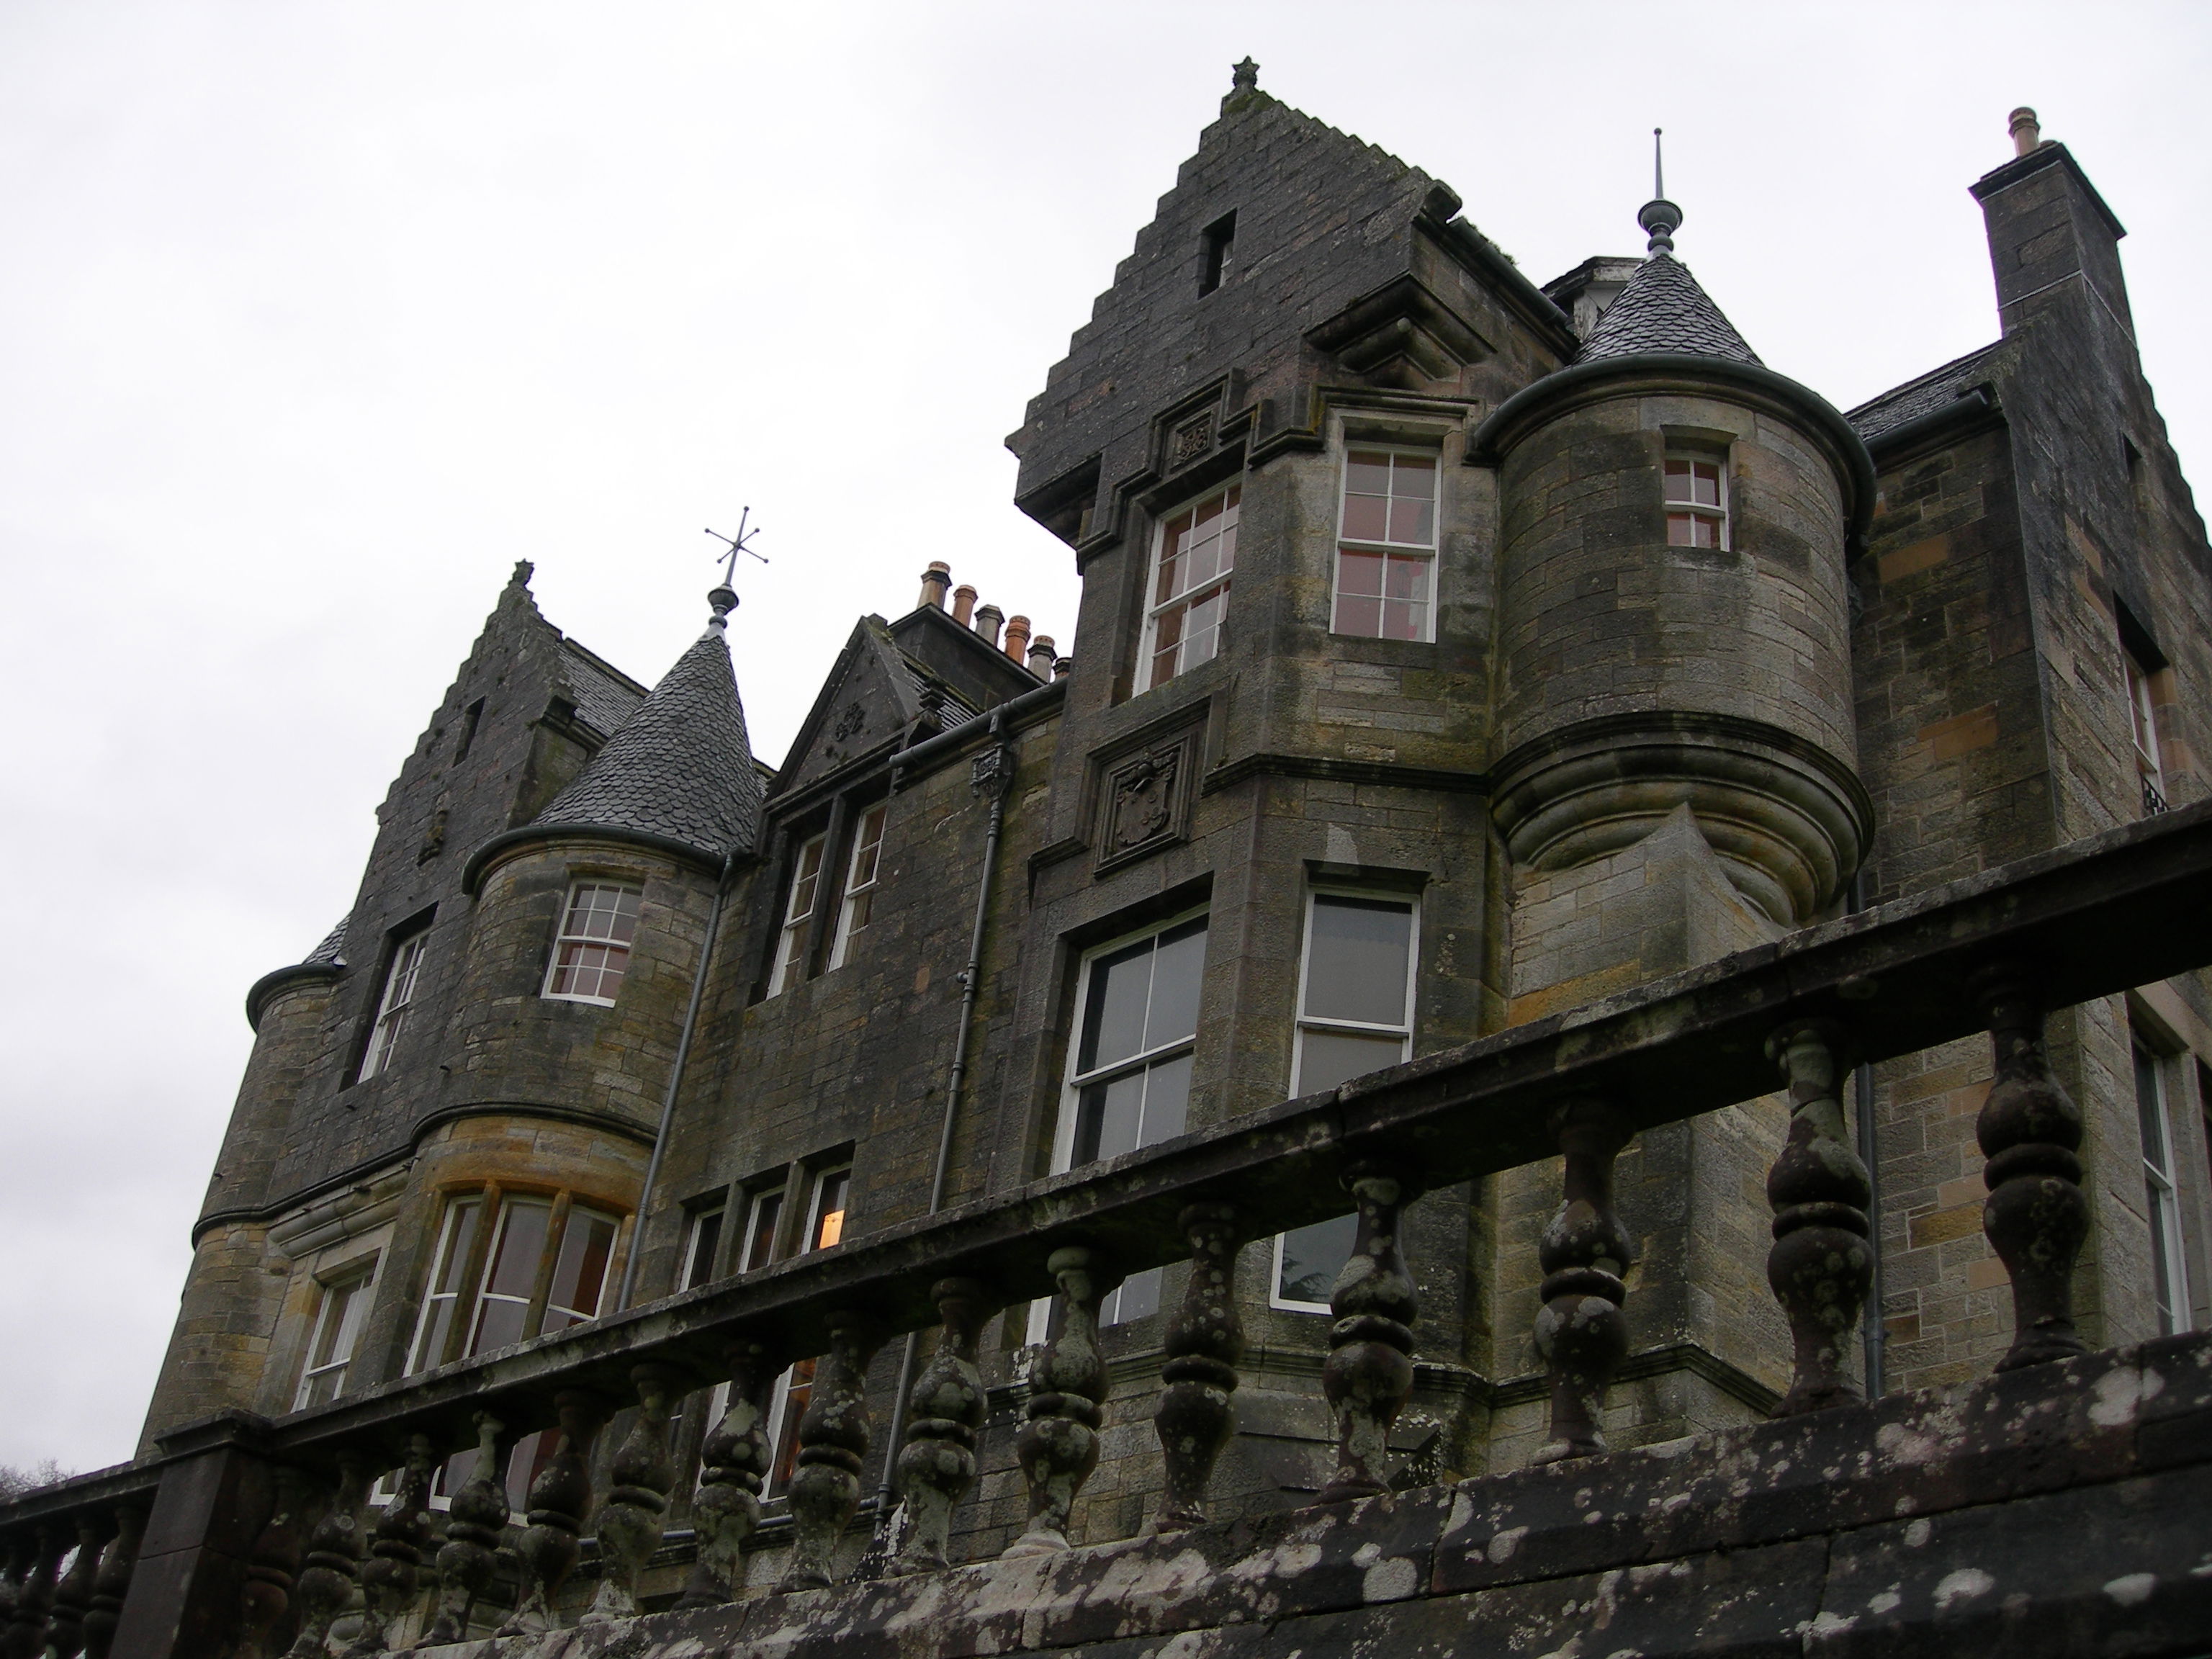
[1027,634,1056,677]
[2009,107,2041,158]
[1002,614,1032,661]
[918,562,952,611]
[950,584,978,626]
[974,602,1005,649]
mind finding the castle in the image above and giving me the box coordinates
[7,68,2212,1658]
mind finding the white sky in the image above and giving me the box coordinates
[3,1,2207,1475]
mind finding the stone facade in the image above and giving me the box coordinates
[127,73,2212,1642]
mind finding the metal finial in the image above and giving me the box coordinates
[1637,127,1682,256]
[704,509,768,629]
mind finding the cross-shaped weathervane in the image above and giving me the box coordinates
[705,508,769,587]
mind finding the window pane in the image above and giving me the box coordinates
[1338,551,1384,598]
[1303,896,1413,1025]
[743,1190,784,1270]
[431,1200,482,1295]
[1334,594,1382,637]
[1080,940,1156,1074]
[1381,599,1426,641]
[1106,1266,1163,1326]
[1666,512,1698,547]
[1346,452,1393,495]
[472,1295,530,1354]
[310,1277,366,1371]
[2136,1046,2169,1170]
[1182,586,1227,670]
[1664,459,1692,500]
[1146,920,1208,1050]
[1278,1213,1358,1306]
[1693,515,1719,549]
[1383,555,1429,601]
[1341,493,1389,542]
[544,1209,616,1328]
[1137,1051,1192,1145]
[482,1201,551,1300]
[684,1207,724,1290]
[1393,454,1437,498]
[1075,1071,1146,1164]
[1387,496,1434,545]
[809,1170,850,1251]
[2149,1179,2178,1333]
[1693,463,1722,507]
[1297,1028,1409,1094]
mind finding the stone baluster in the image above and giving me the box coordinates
[43,1511,111,1659]
[1318,1163,1421,1503]
[4,1528,60,1659]
[1972,966,2091,1370]
[585,1364,682,1622]
[420,1413,508,1647]
[890,1278,990,1576]
[0,1538,22,1631]
[1151,1203,1244,1532]
[235,1466,310,1659]
[498,1391,609,1636]
[1004,1248,1112,1557]
[80,1501,145,1659]
[1531,1100,1635,1464]
[282,1453,367,1659]
[678,1341,775,1608]
[1765,1020,1875,1413]
[777,1311,886,1593]
[346,1435,434,1656]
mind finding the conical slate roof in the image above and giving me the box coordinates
[1577,252,1761,367]
[534,616,761,863]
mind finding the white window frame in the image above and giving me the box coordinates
[294,1256,379,1409]
[827,803,889,970]
[1331,444,1440,643]
[541,881,644,1006]
[768,833,829,995]
[1270,889,1420,1313]
[2135,1038,2192,1335]
[1029,909,1210,1336]
[1663,452,1730,551]
[738,1182,788,1273]
[1138,484,1241,693]
[680,1201,727,1292]
[359,927,429,1082]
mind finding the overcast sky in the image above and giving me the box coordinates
[3,2,2207,1476]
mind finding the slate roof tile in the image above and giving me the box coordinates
[1846,342,2003,441]
[533,622,763,862]
[1577,253,1761,367]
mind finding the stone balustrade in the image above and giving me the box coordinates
[0,801,2206,1654]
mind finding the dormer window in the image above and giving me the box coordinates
[769,832,828,994]
[543,882,642,1005]
[1664,455,1727,549]
[827,803,889,970]
[1140,485,1239,692]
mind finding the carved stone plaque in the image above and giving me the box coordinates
[1095,722,1200,871]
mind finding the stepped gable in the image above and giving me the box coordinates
[531,619,762,862]
[1576,251,1762,366]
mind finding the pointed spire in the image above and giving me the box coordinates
[531,593,763,862]
[1637,128,1683,255]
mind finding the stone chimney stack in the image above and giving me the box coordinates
[1027,634,1056,678]
[1002,614,1031,661]
[974,603,1005,649]
[918,562,952,611]
[1971,108,2131,338]
[950,584,977,626]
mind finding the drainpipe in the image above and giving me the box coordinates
[616,845,739,1311]
[1848,869,1885,1398]
[868,706,1015,1547]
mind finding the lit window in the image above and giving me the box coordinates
[2126,652,2167,814]
[1333,450,1437,641]
[764,1164,853,1494]
[405,1190,621,1374]
[827,804,889,970]
[543,882,642,1004]
[769,833,828,994]
[1045,915,1208,1326]
[294,1260,377,1409]
[359,928,429,1082]
[2134,1038,2192,1335]
[1273,892,1419,1312]
[1141,486,1239,692]
[1664,455,1727,549]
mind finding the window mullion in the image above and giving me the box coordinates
[523,1190,574,1341]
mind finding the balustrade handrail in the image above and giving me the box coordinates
[3,799,2208,1647]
